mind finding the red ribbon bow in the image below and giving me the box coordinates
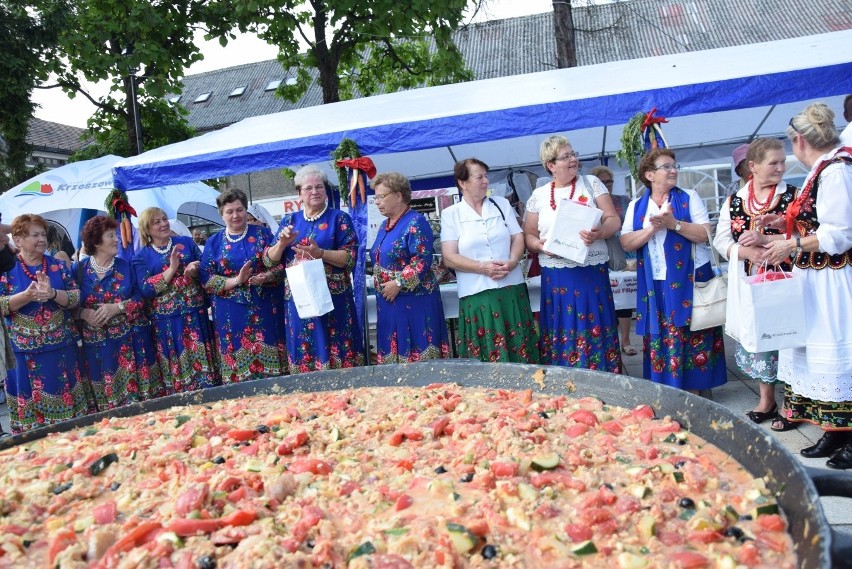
[335,157,377,179]
[112,198,137,218]
[641,107,669,130]
[336,157,377,207]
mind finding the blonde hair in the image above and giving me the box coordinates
[539,135,570,169]
[138,207,166,245]
[371,172,412,204]
[787,103,840,150]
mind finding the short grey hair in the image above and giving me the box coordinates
[294,165,329,191]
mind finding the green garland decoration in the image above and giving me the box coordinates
[331,138,361,191]
[105,189,127,219]
[615,112,647,183]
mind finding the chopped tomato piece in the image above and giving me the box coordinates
[227,429,258,441]
[93,501,118,524]
[220,510,257,527]
[175,484,209,516]
[394,494,413,511]
[565,423,590,438]
[167,518,222,536]
[670,551,709,568]
[288,458,332,475]
[431,416,450,438]
[277,429,309,455]
[600,420,623,435]
[632,404,656,421]
[96,520,162,568]
[757,514,787,532]
[48,529,77,566]
[489,461,518,478]
[564,523,593,543]
[569,410,598,426]
[688,529,724,544]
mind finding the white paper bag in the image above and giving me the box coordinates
[543,199,604,264]
[285,259,334,319]
[725,247,806,352]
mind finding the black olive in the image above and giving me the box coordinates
[739,535,754,543]
[148,420,156,426]
[110,481,121,491]
[460,472,474,483]
[89,453,119,476]
[603,483,614,491]
[674,461,686,469]
[435,466,447,474]
[678,497,696,509]
[481,544,498,559]
[51,482,73,495]
[212,456,226,464]
[739,514,753,521]
[538,411,549,419]
[723,527,744,540]
[306,539,315,549]
[196,555,216,569]
[22,540,33,548]
[256,425,270,434]
[306,414,318,421]
[242,441,251,446]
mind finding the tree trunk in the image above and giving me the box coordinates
[123,77,139,156]
[553,0,577,68]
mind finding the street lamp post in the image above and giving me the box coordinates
[122,46,143,155]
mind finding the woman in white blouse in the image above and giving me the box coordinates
[441,158,539,363]
[523,136,623,372]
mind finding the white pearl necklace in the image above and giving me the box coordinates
[90,256,115,274]
[225,225,248,243]
[151,237,172,255]
[303,203,328,223]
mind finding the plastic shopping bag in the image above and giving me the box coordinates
[285,259,334,319]
[725,247,806,352]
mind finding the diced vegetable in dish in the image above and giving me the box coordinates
[0,384,796,567]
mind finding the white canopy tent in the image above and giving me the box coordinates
[1,155,221,247]
[113,30,852,194]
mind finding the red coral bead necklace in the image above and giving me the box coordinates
[18,255,47,281]
[550,178,578,210]
[385,206,410,231]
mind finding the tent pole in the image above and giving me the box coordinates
[247,173,253,203]
[749,105,776,142]
[600,125,608,164]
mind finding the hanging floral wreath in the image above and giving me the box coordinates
[332,138,376,207]
[616,108,669,183]
[105,189,137,247]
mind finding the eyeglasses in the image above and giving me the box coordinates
[554,151,580,162]
[788,117,800,134]
[301,184,326,193]
[652,163,680,172]
[374,192,397,202]
[26,232,47,240]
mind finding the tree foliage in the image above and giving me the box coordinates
[0,0,65,192]
[223,0,478,104]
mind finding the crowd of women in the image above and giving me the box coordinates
[1,103,850,469]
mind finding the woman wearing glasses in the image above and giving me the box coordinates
[371,172,449,363]
[764,104,852,469]
[265,165,364,373]
[524,136,623,372]
[620,148,726,393]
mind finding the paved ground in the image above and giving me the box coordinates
[2,326,850,539]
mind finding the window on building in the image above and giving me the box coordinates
[285,77,298,86]
[228,86,247,97]
[168,95,181,104]
[264,79,282,91]
[194,92,211,103]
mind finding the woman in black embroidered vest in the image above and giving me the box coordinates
[765,103,852,469]
[714,138,797,430]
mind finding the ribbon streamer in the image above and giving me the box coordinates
[335,156,377,207]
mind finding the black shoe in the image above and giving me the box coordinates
[801,431,850,458]
[826,443,852,470]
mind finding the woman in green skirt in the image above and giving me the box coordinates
[440,158,540,363]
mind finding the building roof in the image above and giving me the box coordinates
[175,0,851,134]
[26,117,87,154]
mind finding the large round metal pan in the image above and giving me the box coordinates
[3,361,851,567]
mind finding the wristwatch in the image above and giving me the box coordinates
[794,237,803,257]
[118,300,127,313]
[674,221,683,232]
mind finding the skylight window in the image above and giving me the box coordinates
[194,92,211,103]
[285,77,298,86]
[168,95,181,104]
[228,86,247,97]
[264,79,282,91]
